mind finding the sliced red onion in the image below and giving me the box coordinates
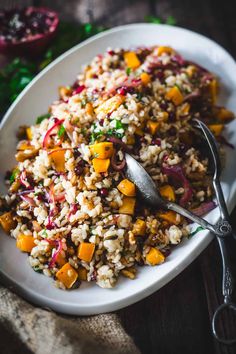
[49,184,65,203]
[42,118,64,149]
[191,201,216,216]
[162,164,193,206]
[172,54,185,66]
[17,189,35,195]
[68,203,78,219]
[48,240,63,269]
[183,89,201,102]
[108,137,132,152]
[20,195,36,206]
[20,170,31,188]
[111,153,126,171]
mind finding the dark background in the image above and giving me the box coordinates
[0,1,236,353]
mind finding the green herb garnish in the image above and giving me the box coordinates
[10,168,20,184]
[42,229,48,237]
[136,92,143,101]
[126,67,131,76]
[188,226,204,238]
[90,130,104,144]
[57,125,66,138]
[36,113,50,124]
[81,98,87,107]
[33,266,43,273]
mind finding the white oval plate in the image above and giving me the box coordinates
[1,24,236,315]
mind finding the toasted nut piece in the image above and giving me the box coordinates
[121,268,136,279]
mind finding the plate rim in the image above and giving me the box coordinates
[1,23,236,315]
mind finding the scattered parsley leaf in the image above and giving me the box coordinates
[136,92,143,101]
[90,130,104,144]
[36,113,50,124]
[188,226,204,239]
[33,266,43,273]
[57,125,66,138]
[42,229,48,237]
[10,168,20,184]
[126,67,131,76]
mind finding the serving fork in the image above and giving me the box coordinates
[125,119,236,344]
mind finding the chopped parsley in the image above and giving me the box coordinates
[188,226,204,239]
[90,130,104,144]
[36,113,50,124]
[42,229,48,238]
[81,98,87,107]
[136,92,143,101]
[10,168,20,184]
[33,266,43,273]
[57,125,66,138]
[126,67,131,76]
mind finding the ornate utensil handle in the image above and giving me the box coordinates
[212,236,236,344]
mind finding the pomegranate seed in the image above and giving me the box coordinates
[152,138,161,146]
[100,188,108,197]
[72,85,85,95]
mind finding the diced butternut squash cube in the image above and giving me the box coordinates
[59,86,72,99]
[26,127,33,140]
[146,247,165,266]
[208,124,224,136]
[159,185,175,202]
[17,140,32,151]
[135,127,144,136]
[85,102,94,115]
[133,219,146,236]
[90,142,114,159]
[78,242,95,262]
[16,234,35,253]
[0,211,16,234]
[117,179,136,197]
[50,149,65,172]
[92,158,110,173]
[160,111,169,122]
[166,86,184,105]
[179,102,190,115]
[95,95,125,115]
[209,79,218,104]
[56,262,78,289]
[56,253,66,267]
[157,211,180,225]
[77,266,88,281]
[157,46,173,56]
[124,52,141,69]
[215,107,234,122]
[119,197,136,215]
[126,136,135,145]
[140,72,151,85]
[147,120,160,135]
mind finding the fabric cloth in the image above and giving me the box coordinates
[0,283,140,354]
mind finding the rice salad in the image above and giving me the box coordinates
[0,45,234,290]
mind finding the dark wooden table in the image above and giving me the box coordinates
[1,1,236,353]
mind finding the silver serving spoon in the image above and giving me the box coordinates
[125,118,236,344]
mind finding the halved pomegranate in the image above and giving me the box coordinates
[0,7,59,56]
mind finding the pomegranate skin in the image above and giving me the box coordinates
[0,7,59,57]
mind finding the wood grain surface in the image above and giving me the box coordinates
[0,0,236,353]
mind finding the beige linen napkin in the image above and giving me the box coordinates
[0,284,140,354]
